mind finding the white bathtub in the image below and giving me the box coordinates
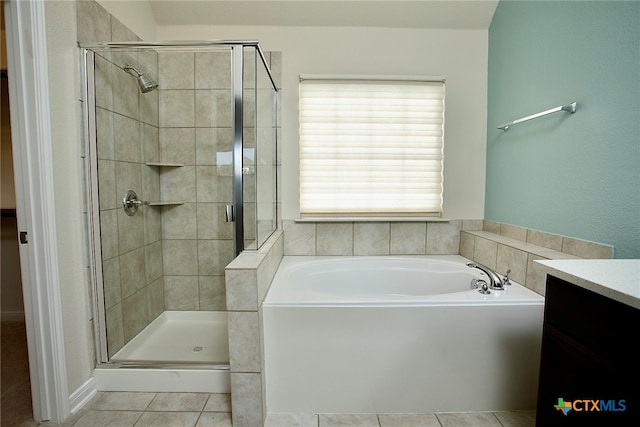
[263,255,544,414]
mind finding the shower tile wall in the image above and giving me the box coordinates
[78,0,164,355]
[157,51,234,312]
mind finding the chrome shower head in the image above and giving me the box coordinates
[122,65,158,93]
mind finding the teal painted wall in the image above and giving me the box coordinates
[486,1,640,258]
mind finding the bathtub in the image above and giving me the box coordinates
[263,255,544,414]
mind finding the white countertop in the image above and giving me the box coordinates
[535,259,640,310]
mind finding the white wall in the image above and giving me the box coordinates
[45,1,95,393]
[156,25,488,220]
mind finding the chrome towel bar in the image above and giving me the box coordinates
[498,101,577,131]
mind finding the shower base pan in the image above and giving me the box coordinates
[95,311,230,393]
[110,311,229,365]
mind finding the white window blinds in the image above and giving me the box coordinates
[299,77,445,217]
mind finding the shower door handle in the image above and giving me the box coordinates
[225,204,235,222]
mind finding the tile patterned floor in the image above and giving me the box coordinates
[48,392,233,427]
[265,410,536,427]
[4,322,535,427]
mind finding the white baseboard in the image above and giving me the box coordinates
[1,311,25,322]
[68,376,97,415]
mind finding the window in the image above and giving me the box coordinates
[299,77,445,217]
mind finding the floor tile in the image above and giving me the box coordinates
[378,413,441,427]
[493,410,536,427]
[71,410,142,427]
[437,412,502,427]
[319,413,380,427]
[203,393,232,412]
[91,391,156,411]
[195,412,233,427]
[147,392,209,411]
[265,412,319,427]
[134,411,200,426]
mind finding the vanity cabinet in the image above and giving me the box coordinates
[536,274,640,426]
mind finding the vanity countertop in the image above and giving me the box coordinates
[535,259,640,310]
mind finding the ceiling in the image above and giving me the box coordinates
[148,1,499,30]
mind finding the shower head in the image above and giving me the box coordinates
[122,65,158,93]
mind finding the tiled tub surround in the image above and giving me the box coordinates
[283,219,483,256]
[282,219,613,297]
[461,221,614,296]
[224,231,284,427]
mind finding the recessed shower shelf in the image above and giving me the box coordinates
[145,162,185,167]
[148,201,184,206]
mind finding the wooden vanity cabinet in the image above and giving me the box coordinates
[535,275,640,426]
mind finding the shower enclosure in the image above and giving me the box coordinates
[80,41,278,379]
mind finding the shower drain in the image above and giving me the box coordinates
[192,346,204,352]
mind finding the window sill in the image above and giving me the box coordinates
[295,217,450,223]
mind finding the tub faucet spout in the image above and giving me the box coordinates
[466,262,504,290]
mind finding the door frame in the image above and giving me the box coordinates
[4,0,70,423]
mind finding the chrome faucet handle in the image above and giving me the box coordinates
[503,269,512,286]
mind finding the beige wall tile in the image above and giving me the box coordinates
[459,231,475,260]
[198,239,235,276]
[117,208,144,255]
[164,276,199,310]
[115,161,142,203]
[142,164,160,203]
[122,288,149,342]
[228,312,261,372]
[473,237,498,269]
[158,52,195,90]
[110,15,139,42]
[500,223,527,241]
[426,220,461,254]
[96,107,115,160]
[120,247,146,299]
[196,167,233,203]
[160,166,196,202]
[100,209,119,260]
[162,203,197,239]
[147,277,165,320]
[230,373,263,427]
[390,222,426,254]
[283,220,316,255]
[527,229,563,251]
[141,124,159,164]
[354,222,390,255]
[195,51,232,89]
[225,269,258,311]
[160,128,196,165]
[143,205,162,245]
[94,54,114,111]
[105,303,124,355]
[195,128,233,166]
[159,90,195,127]
[483,220,501,233]
[562,237,613,259]
[195,90,232,127]
[496,244,528,284]
[102,257,121,309]
[76,0,111,43]
[526,255,549,296]
[145,240,163,284]
[98,160,116,210]
[199,276,226,311]
[317,223,354,256]
[112,57,140,119]
[163,240,198,275]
